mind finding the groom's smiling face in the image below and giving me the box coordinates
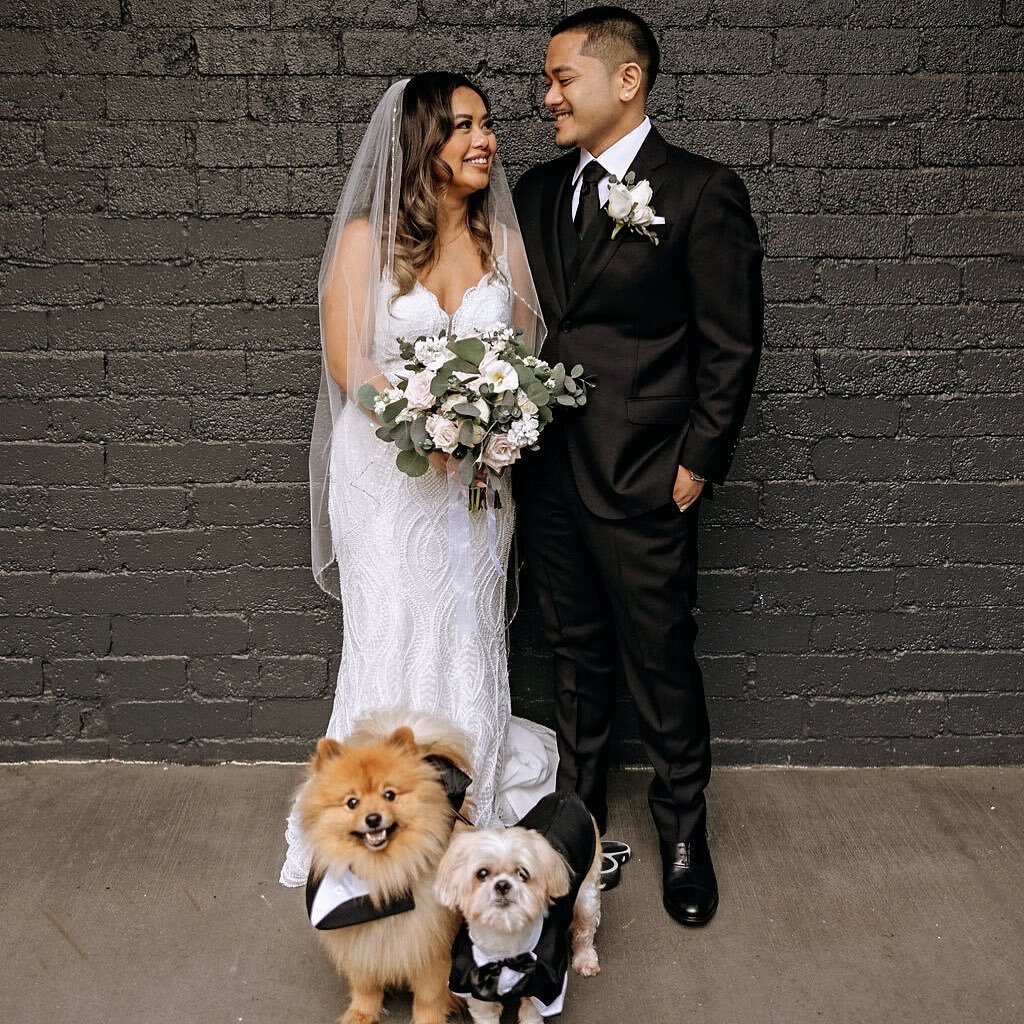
[543,30,623,155]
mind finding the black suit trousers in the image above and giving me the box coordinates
[519,444,711,845]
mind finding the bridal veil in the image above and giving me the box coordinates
[309,77,547,599]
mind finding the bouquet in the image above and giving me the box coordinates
[358,323,592,511]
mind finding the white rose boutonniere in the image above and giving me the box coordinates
[605,171,660,245]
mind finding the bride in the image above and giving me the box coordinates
[280,74,556,886]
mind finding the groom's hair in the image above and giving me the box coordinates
[551,5,660,99]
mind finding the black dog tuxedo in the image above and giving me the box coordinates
[449,790,596,1016]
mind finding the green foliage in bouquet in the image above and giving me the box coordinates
[358,325,592,507]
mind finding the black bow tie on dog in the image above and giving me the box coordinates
[468,953,538,999]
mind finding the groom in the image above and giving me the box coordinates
[514,6,763,926]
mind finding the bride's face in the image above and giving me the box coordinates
[438,86,497,198]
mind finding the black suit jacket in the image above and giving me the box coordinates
[513,127,764,519]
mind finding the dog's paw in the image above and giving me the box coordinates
[572,947,600,977]
[339,1010,378,1024]
[516,999,544,1024]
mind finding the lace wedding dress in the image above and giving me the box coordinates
[280,258,557,887]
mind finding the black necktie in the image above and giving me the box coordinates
[573,161,606,238]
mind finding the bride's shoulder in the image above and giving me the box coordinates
[339,216,373,252]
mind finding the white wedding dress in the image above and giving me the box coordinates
[280,257,557,887]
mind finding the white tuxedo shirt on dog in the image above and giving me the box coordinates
[455,918,568,1017]
[306,865,415,929]
[309,867,371,926]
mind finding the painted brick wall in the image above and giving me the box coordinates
[2,2,1022,765]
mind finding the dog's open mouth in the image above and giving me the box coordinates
[355,824,398,850]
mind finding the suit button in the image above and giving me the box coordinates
[561,320,572,332]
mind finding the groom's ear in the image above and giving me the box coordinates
[618,61,644,104]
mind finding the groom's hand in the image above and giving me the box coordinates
[673,465,705,513]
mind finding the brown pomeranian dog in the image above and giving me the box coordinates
[298,709,473,1024]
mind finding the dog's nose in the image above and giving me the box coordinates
[494,879,511,896]
[365,813,382,829]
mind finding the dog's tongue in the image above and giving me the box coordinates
[365,828,388,848]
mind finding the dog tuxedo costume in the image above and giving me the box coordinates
[306,755,472,930]
[449,790,596,1016]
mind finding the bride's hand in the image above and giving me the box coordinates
[428,452,450,475]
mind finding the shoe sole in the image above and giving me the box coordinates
[662,893,719,927]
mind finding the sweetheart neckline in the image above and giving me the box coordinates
[413,269,492,321]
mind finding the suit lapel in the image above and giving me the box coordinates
[565,128,669,315]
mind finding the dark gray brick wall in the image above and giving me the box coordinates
[2,2,1022,765]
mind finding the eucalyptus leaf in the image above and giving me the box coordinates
[570,364,584,376]
[393,421,414,450]
[459,421,477,446]
[357,382,379,410]
[556,394,577,406]
[453,402,482,418]
[450,337,486,364]
[564,377,578,394]
[430,360,458,395]
[395,449,429,477]
[381,398,407,424]
[409,418,427,445]
[458,455,477,485]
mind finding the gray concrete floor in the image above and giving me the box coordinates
[1,763,1022,1024]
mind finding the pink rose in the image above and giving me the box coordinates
[482,432,521,470]
[426,414,459,453]
[403,370,436,410]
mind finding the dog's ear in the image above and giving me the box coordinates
[387,726,418,755]
[434,832,473,910]
[527,831,572,901]
[311,737,345,772]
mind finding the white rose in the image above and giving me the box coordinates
[482,433,521,470]
[631,203,655,226]
[426,413,459,453]
[630,179,653,207]
[403,369,437,410]
[606,182,633,221]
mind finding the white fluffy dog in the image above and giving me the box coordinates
[435,793,601,1024]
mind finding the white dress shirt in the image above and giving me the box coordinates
[570,116,652,220]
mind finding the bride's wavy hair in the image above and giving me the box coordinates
[392,73,494,297]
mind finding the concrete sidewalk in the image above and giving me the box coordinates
[1,763,1021,1024]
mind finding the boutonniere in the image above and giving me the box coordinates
[605,171,660,245]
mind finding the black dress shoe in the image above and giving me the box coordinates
[660,834,719,926]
